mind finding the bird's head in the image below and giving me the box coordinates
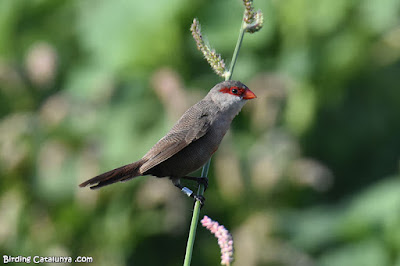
[208,80,256,110]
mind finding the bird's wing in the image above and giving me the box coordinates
[139,103,212,173]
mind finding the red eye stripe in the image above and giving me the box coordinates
[219,87,230,93]
[219,86,245,97]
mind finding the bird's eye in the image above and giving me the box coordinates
[231,88,238,94]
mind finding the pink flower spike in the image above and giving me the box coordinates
[201,216,234,265]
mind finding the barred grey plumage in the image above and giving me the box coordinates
[79,80,256,201]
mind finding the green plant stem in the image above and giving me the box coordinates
[183,159,210,266]
[183,14,247,266]
[227,20,246,81]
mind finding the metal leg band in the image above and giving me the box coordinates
[181,187,193,197]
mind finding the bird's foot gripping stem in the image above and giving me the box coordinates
[174,181,205,206]
[181,176,209,191]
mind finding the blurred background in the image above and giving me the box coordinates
[1,0,400,265]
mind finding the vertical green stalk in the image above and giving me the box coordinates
[227,20,246,81]
[183,15,246,266]
[183,158,210,266]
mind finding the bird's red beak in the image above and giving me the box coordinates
[243,89,257,100]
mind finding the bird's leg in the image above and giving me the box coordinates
[181,176,209,191]
[172,179,205,206]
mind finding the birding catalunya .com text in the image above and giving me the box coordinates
[3,255,93,264]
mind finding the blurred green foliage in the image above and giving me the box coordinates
[0,0,399,265]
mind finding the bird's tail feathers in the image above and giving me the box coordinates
[79,160,144,189]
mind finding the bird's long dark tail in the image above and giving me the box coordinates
[79,160,144,189]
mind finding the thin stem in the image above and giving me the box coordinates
[183,13,247,266]
[227,19,246,81]
[183,158,210,266]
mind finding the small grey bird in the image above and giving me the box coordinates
[79,80,256,203]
